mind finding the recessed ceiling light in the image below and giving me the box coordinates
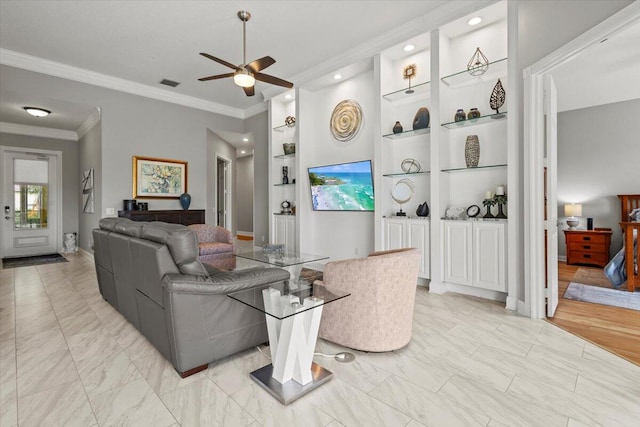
[284,94,292,99]
[334,74,342,80]
[403,44,415,52]
[23,107,51,118]
[468,16,482,26]
[240,150,246,154]
[242,137,249,142]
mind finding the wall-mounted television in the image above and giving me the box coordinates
[308,160,374,211]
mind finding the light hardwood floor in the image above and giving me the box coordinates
[2,254,640,426]
[549,262,640,365]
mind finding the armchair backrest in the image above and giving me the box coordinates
[188,224,233,244]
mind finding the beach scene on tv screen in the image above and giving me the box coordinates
[308,160,374,211]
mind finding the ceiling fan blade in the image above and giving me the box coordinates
[254,72,294,88]
[198,72,235,81]
[243,86,255,97]
[246,56,276,73]
[199,53,241,71]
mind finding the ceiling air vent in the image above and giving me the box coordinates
[160,79,180,88]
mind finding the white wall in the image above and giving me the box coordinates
[246,111,269,244]
[557,98,640,258]
[301,70,376,260]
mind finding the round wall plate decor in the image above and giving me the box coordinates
[330,99,363,142]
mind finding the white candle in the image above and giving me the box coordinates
[496,186,505,196]
[485,191,492,199]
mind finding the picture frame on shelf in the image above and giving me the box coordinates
[132,156,187,199]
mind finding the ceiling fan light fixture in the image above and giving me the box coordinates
[234,70,255,87]
[23,107,51,118]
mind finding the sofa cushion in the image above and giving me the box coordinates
[199,242,234,255]
[115,221,144,238]
[99,217,131,231]
[142,223,209,277]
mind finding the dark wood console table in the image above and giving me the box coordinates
[118,209,205,226]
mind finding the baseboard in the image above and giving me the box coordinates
[79,248,94,260]
[558,255,567,262]
[428,281,448,294]
[505,295,518,311]
[429,281,507,303]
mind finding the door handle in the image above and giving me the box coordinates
[4,216,9,220]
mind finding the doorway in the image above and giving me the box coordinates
[216,156,229,228]
[1,147,62,257]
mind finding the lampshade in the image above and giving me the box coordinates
[564,204,582,217]
[233,70,255,88]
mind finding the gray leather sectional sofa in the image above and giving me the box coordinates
[93,218,290,377]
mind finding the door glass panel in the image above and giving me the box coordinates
[14,184,48,229]
[13,158,49,229]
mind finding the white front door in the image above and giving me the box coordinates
[2,149,59,257]
[544,75,559,317]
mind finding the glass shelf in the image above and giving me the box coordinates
[441,58,508,88]
[273,124,295,133]
[382,81,431,102]
[441,112,507,129]
[441,164,507,173]
[383,127,431,139]
[274,153,296,159]
[274,183,296,187]
[382,171,431,177]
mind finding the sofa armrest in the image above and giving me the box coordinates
[213,226,233,244]
[163,267,290,296]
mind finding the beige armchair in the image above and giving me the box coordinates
[316,248,421,352]
[187,224,236,270]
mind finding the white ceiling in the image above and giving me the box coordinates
[0,0,636,147]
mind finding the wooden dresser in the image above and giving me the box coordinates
[564,229,613,268]
[118,209,205,226]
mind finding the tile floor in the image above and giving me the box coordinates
[1,251,639,426]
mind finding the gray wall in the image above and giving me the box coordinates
[0,133,79,247]
[206,129,236,232]
[2,65,245,225]
[236,155,254,234]
[78,119,102,252]
[557,98,640,258]
[245,111,269,245]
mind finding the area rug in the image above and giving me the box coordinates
[1,253,68,269]
[564,282,640,311]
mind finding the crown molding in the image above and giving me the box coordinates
[0,122,78,141]
[76,107,102,139]
[243,102,268,118]
[262,0,493,101]
[0,49,246,119]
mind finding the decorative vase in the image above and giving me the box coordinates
[454,109,466,123]
[282,166,289,184]
[179,193,191,210]
[393,121,403,134]
[416,202,430,217]
[413,107,430,130]
[283,143,296,155]
[465,135,480,168]
[468,108,481,120]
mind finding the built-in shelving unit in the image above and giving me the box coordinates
[382,171,431,177]
[441,58,507,87]
[382,81,431,102]
[382,128,431,139]
[441,164,507,173]
[274,153,295,160]
[441,112,507,129]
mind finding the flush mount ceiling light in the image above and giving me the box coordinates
[334,74,343,80]
[23,107,51,118]
[242,137,249,142]
[468,16,482,26]
[403,44,415,52]
[284,94,292,99]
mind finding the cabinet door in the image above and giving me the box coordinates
[407,219,430,278]
[384,218,406,250]
[284,216,296,253]
[443,221,472,286]
[273,216,285,246]
[473,222,506,291]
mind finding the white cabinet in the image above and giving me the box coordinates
[443,220,506,292]
[273,214,295,253]
[383,217,430,279]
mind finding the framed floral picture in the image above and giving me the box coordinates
[132,156,187,199]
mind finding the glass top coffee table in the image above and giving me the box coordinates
[234,249,329,283]
[228,281,349,404]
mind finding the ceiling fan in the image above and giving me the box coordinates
[198,10,294,96]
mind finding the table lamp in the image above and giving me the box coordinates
[564,204,582,229]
